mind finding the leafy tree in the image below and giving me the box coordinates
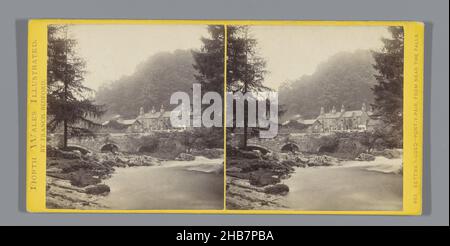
[371,26,404,147]
[47,25,104,148]
[227,26,268,148]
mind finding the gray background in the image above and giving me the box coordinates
[0,0,448,226]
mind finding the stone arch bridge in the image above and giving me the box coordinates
[48,132,189,157]
[244,132,335,154]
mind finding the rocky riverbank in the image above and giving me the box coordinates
[226,147,402,210]
[46,146,223,209]
[46,146,163,209]
[226,147,342,209]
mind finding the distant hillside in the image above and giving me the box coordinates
[95,50,197,118]
[279,50,377,120]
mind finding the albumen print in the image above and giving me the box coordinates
[45,24,225,210]
[27,20,421,214]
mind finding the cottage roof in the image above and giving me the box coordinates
[102,117,137,126]
[319,112,342,119]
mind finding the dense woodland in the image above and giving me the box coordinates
[95,50,198,119]
[279,50,378,120]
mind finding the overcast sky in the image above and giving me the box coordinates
[68,24,208,90]
[68,24,390,92]
[250,25,390,89]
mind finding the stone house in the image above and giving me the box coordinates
[101,105,174,133]
[282,103,377,133]
[315,103,373,132]
[131,105,172,132]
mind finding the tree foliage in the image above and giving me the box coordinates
[227,26,268,93]
[190,26,225,146]
[192,25,225,95]
[226,26,269,148]
[47,25,104,148]
[95,50,197,118]
[371,26,404,146]
[279,50,378,120]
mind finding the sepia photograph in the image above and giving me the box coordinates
[226,25,404,211]
[45,24,225,210]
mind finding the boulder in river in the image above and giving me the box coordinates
[356,153,376,161]
[264,184,289,195]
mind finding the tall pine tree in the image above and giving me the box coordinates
[47,25,104,149]
[191,25,225,146]
[372,26,404,147]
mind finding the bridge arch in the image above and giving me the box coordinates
[281,143,300,153]
[137,143,158,154]
[100,143,119,153]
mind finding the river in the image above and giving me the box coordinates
[100,157,224,210]
[281,156,403,211]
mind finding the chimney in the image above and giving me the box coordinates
[331,105,336,114]
[320,106,324,115]
[139,106,144,116]
[151,106,156,114]
[362,102,366,112]
[341,104,345,113]
[160,104,165,113]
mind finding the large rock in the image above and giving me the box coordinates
[69,169,101,187]
[356,153,376,161]
[249,171,280,187]
[238,150,261,159]
[85,184,110,195]
[307,155,340,166]
[295,155,309,164]
[47,146,82,160]
[101,159,126,168]
[280,160,299,168]
[264,184,289,195]
[228,159,273,172]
